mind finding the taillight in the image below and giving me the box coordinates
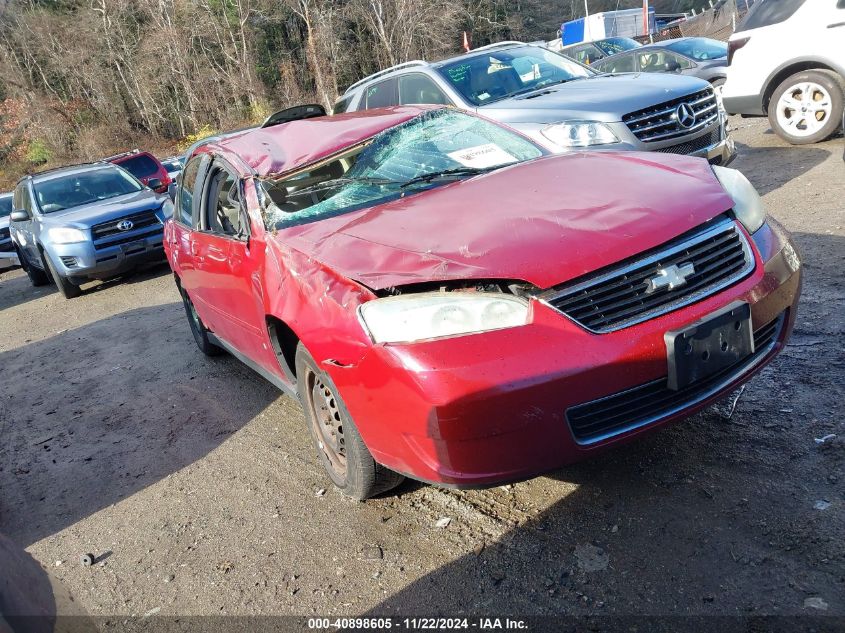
[727,37,749,66]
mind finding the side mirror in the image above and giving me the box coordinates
[10,209,29,222]
[167,183,177,202]
[147,178,162,191]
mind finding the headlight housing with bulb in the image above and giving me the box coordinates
[47,227,88,244]
[359,292,530,344]
[712,165,766,233]
[541,121,619,148]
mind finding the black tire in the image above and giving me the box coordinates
[180,288,222,356]
[295,343,404,500]
[41,250,82,299]
[768,70,844,145]
[16,245,49,286]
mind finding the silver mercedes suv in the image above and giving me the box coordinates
[338,42,735,164]
[10,162,172,299]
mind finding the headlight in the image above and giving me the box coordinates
[47,227,88,244]
[541,121,619,148]
[359,292,530,344]
[712,165,766,233]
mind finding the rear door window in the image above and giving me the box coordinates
[739,0,807,30]
[398,74,451,105]
[598,53,637,73]
[118,154,160,179]
[569,44,603,65]
[365,78,399,108]
[638,50,693,72]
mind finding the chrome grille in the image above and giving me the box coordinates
[623,88,719,143]
[566,312,786,444]
[92,210,161,240]
[542,216,754,333]
[654,128,720,155]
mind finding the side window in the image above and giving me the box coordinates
[333,96,352,114]
[203,165,244,237]
[740,0,807,30]
[603,53,636,73]
[176,157,201,226]
[638,50,692,72]
[398,74,451,105]
[571,44,602,65]
[14,184,34,215]
[12,185,22,213]
[364,77,399,108]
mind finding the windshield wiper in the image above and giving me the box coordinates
[278,176,400,197]
[399,166,497,189]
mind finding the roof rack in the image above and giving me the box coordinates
[470,40,527,52]
[24,161,107,179]
[345,60,428,94]
[101,149,141,162]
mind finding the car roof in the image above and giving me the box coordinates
[344,42,536,94]
[26,162,115,184]
[431,42,541,68]
[207,105,442,179]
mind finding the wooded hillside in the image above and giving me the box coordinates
[0,0,700,175]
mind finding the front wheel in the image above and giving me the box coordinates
[768,70,844,144]
[16,245,49,286]
[295,343,404,500]
[41,250,81,299]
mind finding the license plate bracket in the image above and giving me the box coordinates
[665,301,753,391]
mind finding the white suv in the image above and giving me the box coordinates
[722,0,845,144]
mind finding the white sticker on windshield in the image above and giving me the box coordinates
[447,144,518,169]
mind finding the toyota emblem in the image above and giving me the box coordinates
[117,220,134,231]
[675,103,697,129]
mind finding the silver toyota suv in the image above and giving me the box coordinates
[10,162,172,299]
[338,42,735,164]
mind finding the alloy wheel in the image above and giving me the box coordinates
[775,82,833,138]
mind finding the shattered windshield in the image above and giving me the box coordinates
[261,109,544,229]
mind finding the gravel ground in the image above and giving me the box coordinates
[0,117,843,622]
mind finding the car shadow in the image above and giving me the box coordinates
[0,270,57,312]
[0,262,173,312]
[0,303,283,547]
[732,142,830,196]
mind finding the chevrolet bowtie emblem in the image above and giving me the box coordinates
[646,263,695,294]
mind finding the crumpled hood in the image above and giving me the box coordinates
[278,151,734,291]
[479,73,709,124]
[39,190,164,229]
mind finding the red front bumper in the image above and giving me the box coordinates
[329,220,802,486]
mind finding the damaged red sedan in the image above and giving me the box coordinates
[164,106,801,499]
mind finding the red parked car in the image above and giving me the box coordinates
[105,149,171,194]
[164,105,801,499]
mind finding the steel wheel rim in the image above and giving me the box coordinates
[776,81,832,137]
[306,369,347,479]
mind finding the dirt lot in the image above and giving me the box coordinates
[1,117,843,624]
